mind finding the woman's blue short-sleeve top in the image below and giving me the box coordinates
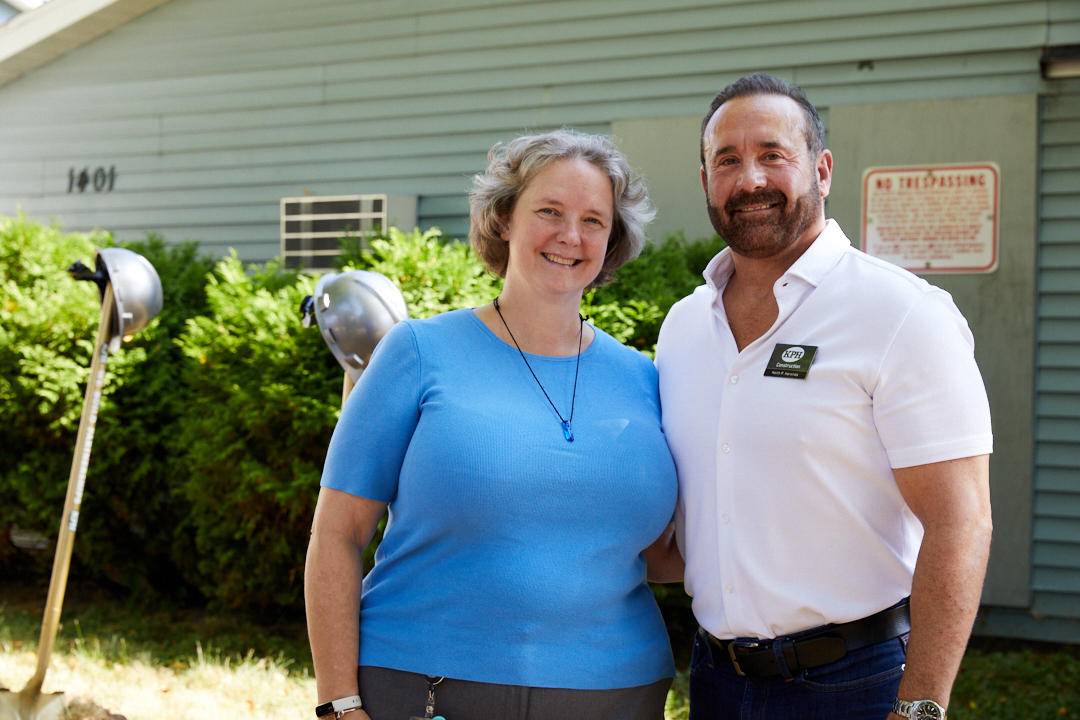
[321,308,678,689]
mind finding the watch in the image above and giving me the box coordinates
[893,698,947,720]
[315,695,362,718]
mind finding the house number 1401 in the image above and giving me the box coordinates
[68,166,116,193]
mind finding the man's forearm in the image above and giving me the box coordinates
[889,454,992,717]
[893,513,992,712]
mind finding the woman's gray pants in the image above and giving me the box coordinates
[357,665,672,720]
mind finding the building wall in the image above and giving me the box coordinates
[828,95,1040,611]
[1032,77,1080,623]
[0,0,1077,259]
[970,77,1080,643]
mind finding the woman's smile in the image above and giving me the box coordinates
[542,252,579,266]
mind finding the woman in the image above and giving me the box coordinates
[305,129,682,720]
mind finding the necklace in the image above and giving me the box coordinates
[493,296,583,442]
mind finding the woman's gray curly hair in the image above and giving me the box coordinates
[468,128,655,288]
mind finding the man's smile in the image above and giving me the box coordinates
[733,202,780,213]
[724,188,788,218]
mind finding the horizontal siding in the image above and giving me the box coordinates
[11,1,1051,86]
[0,0,1068,254]
[1039,319,1080,343]
[417,194,470,238]
[1033,79,1080,620]
[87,0,1058,55]
[1033,592,1080,619]
[1048,0,1080,44]
[1037,467,1080,492]
[1034,517,1080,544]
[975,605,1080,642]
[1039,343,1080,367]
[1034,567,1080,594]
[0,51,1042,158]
[1035,491,1080,517]
[1034,541,1080,567]
[1039,243,1080,267]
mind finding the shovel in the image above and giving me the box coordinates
[1,249,162,720]
[0,284,115,720]
[299,269,409,408]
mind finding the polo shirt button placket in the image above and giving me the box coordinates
[716,359,740,627]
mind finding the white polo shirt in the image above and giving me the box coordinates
[656,220,993,640]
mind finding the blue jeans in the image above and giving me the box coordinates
[688,628,908,720]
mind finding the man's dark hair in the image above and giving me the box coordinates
[699,73,826,168]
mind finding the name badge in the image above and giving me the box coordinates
[764,344,818,379]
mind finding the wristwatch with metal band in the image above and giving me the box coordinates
[315,695,362,718]
[893,698,947,720]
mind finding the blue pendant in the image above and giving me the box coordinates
[562,421,574,442]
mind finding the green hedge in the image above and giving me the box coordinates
[0,215,218,599]
[1,216,112,574]
[1,215,723,611]
[75,235,218,600]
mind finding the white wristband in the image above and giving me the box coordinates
[315,695,362,718]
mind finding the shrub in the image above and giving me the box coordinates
[590,231,726,354]
[79,236,216,599]
[0,215,137,575]
[0,217,217,599]
[172,255,340,610]
[338,227,502,317]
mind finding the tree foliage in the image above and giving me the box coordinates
[0,216,219,597]
[173,255,340,608]
[0,215,132,576]
[339,227,503,318]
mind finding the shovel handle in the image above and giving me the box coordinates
[25,284,115,696]
[342,372,354,408]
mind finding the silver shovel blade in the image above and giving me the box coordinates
[0,690,65,720]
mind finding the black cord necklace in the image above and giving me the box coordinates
[493,296,583,442]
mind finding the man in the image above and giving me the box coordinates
[655,73,994,720]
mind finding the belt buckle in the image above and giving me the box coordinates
[726,640,761,677]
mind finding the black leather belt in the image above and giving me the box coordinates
[704,598,910,679]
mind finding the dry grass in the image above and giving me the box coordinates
[0,645,692,720]
[0,636,315,720]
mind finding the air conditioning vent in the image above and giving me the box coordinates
[280,194,387,271]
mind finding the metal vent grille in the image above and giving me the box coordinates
[280,194,387,271]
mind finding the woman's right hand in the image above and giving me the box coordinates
[644,521,684,583]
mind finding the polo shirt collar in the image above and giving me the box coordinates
[702,219,851,293]
[780,219,850,288]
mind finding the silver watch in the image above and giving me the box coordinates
[893,698,947,720]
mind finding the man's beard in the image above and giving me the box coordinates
[707,178,822,259]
